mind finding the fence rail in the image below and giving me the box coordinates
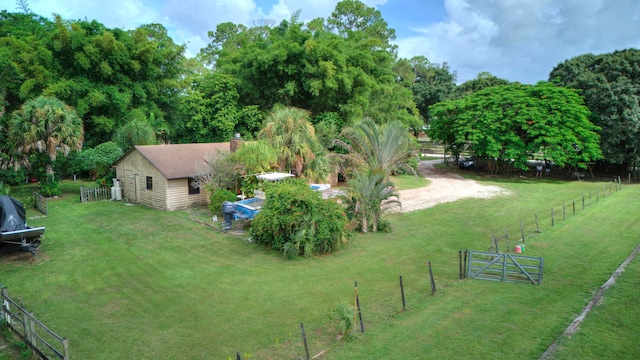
[80,186,110,202]
[33,192,47,215]
[1,287,68,360]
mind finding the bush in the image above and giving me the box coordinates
[250,179,349,258]
[209,189,238,215]
[0,168,27,185]
[39,174,61,197]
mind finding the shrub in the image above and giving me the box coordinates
[250,179,349,258]
[0,168,26,185]
[209,189,238,215]
[39,174,61,197]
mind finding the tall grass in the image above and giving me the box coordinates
[0,178,638,359]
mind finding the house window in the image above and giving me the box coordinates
[146,176,153,190]
[188,178,200,195]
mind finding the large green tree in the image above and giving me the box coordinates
[429,82,603,173]
[9,96,83,176]
[0,11,186,147]
[549,49,640,168]
[204,1,419,129]
[176,72,262,143]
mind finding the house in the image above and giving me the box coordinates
[113,143,232,211]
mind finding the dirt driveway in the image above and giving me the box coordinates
[397,158,510,213]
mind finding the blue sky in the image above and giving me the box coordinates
[3,0,639,84]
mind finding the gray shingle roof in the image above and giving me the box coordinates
[134,143,230,180]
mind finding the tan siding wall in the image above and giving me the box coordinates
[166,179,209,211]
[114,151,168,210]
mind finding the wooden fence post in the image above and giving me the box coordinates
[519,221,525,242]
[428,261,436,295]
[463,250,468,278]
[551,208,554,226]
[535,214,540,233]
[300,323,310,360]
[582,195,585,210]
[562,203,566,220]
[356,293,364,333]
[504,228,509,253]
[399,276,406,311]
[572,200,575,215]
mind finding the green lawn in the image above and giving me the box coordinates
[1,178,639,359]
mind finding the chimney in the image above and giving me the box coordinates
[230,133,243,152]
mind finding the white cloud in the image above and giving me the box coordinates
[396,0,640,84]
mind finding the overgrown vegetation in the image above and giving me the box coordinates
[250,179,349,258]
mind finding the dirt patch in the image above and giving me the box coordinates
[397,158,510,213]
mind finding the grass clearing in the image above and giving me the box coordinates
[1,177,638,359]
[390,174,429,190]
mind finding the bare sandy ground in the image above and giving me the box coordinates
[397,158,510,213]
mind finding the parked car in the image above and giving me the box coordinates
[459,157,474,169]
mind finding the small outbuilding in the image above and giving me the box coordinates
[113,143,231,211]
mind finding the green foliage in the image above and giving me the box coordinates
[0,167,26,185]
[250,179,349,258]
[550,49,640,167]
[429,82,603,173]
[258,106,329,181]
[78,141,123,179]
[401,56,458,124]
[334,117,417,179]
[208,188,237,215]
[230,140,278,175]
[9,96,84,176]
[206,2,417,127]
[342,171,400,233]
[38,173,61,196]
[331,299,355,338]
[452,71,510,99]
[176,73,259,143]
[112,118,156,151]
[0,12,185,147]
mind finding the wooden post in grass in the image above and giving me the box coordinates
[504,228,509,253]
[428,261,436,295]
[400,275,406,311]
[551,208,554,226]
[353,281,358,336]
[562,203,566,220]
[582,195,585,210]
[300,323,310,360]
[589,191,591,205]
[356,292,364,333]
[572,200,575,215]
[237,352,241,360]
[519,221,525,242]
[463,250,468,278]
[602,184,606,198]
[458,251,463,279]
[609,181,612,196]
[535,214,540,233]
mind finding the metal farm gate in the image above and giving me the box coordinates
[466,251,544,285]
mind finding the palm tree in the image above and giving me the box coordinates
[258,105,328,181]
[344,171,400,233]
[334,117,417,180]
[9,96,84,176]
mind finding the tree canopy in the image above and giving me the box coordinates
[549,49,640,167]
[429,82,603,173]
[203,1,420,129]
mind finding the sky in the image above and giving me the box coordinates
[3,0,640,84]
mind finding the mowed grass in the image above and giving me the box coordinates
[0,178,639,359]
[391,174,429,190]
